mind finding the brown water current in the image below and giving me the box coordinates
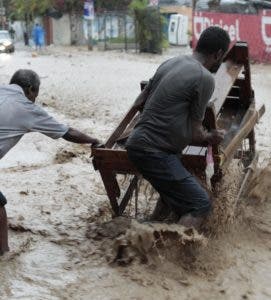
[0,49,270,299]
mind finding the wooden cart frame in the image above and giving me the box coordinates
[92,42,265,216]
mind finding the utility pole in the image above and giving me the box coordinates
[88,19,93,50]
[84,0,94,51]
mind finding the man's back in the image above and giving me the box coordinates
[126,55,215,154]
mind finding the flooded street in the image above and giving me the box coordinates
[0,47,270,300]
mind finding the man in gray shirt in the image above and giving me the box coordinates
[0,69,100,255]
[126,27,230,229]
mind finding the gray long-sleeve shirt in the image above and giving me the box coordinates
[0,84,68,160]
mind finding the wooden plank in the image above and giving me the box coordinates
[99,169,121,216]
[94,161,138,174]
[92,148,138,173]
[199,147,207,156]
[226,41,249,64]
[140,81,149,90]
[209,61,242,115]
[119,176,138,215]
[181,154,206,173]
[182,146,189,155]
[116,113,140,142]
[105,106,138,149]
[228,86,241,97]
[185,146,204,156]
[237,153,259,201]
[220,105,265,168]
[92,148,128,161]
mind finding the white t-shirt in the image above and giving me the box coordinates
[0,84,69,160]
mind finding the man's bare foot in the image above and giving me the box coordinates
[178,214,204,231]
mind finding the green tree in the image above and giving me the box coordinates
[54,0,132,13]
[11,0,53,18]
[10,0,53,32]
[130,0,166,54]
[54,0,84,13]
[95,0,132,11]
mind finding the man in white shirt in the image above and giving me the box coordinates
[0,69,100,255]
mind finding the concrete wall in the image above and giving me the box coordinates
[52,14,71,45]
[51,13,87,46]
[10,16,71,45]
[70,13,86,45]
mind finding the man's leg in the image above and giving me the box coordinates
[151,176,211,229]
[127,148,211,227]
[0,192,9,255]
[127,149,175,221]
[149,197,172,221]
[127,149,211,224]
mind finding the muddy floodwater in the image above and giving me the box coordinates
[0,48,271,300]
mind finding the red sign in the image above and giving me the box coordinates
[193,10,271,62]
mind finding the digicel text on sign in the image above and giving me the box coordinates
[194,13,241,42]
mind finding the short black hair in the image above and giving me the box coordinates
[195,26,230,55]
[10,69,40,93]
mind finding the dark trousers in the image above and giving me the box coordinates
[127,148,211,218]
[0,191,7,207]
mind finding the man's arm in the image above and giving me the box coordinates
[63,127,100,145]
[21,102,101,146]
[191,120,225,145]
